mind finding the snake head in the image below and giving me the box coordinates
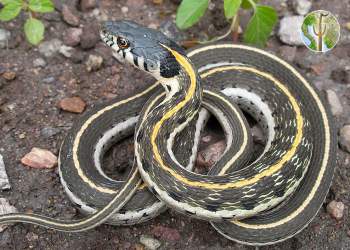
[100,20,186,79]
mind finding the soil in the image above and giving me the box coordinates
[0,0,350,249]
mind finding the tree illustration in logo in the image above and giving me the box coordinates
[301,10,340,52]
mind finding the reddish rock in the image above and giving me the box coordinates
[63,28,82,46]
[196,140,226,168]
[151,225,181,242]
[58,96,86,113]
[62,4,80,27]
[326,200,345,220]
[21,148,58,169]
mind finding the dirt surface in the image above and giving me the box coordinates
[0,0,350,249]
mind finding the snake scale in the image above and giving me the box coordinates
[0,21,336,246]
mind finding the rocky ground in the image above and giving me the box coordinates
[0,0,350,249]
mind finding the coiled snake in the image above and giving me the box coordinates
[0,21,336,245]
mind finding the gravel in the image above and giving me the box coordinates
[86,54,103,72]
[63,28,83,47]
[0,28,10,49]
[327,200,345,220]
[61,4,80,27]
[79,0,97,12]
[293,0,312,15]
[0,198,18,232]
[339,125,350,153]
[80,24,100,50]
[0,0,349,249]
[140,235,161,250]
[38,39,62,57]
[278,16,305,46]
[33,58,47,68]
[326,89,344,116]
[0,154,11,190]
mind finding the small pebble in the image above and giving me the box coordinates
[59,45,74,58]
[252,125,265,144]
[86,54,103,72]
[25,232,39,242]
[310,63,326,76]
[151,225,181,242]
[70,50,85,63]
[279,46,297,62]
[0,154,11,190]
[33,58,47,68]
[42,76,55,84]
[326,200,345,220]
[39,39,62,57]
[196,140,226,168]
[41,127,61,138]
[2,71,16,81]
[63,28,83,47]
[346,22,350,31]
[121,6,129,14]
[135,244,145,250]
[62,4,80,27]
[21,148,58,169]
[0,198,18,232]
[80,25,100,50]
[339,125,350,153]
[59,96,86,113]
[326,89,343,116]
[330,69,350,84]
[293,0,312,15]
[201,135,213,143]
[126,0,145,10]
[278,16,304,46]
[140,235,161,250]
[0,28,11,49]
[79,0,97,12]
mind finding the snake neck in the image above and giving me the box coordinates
[154,45,202,130]
[136,46,202,169]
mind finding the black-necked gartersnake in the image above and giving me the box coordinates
[0,20,336,246]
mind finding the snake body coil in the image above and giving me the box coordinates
[0,21,335,245]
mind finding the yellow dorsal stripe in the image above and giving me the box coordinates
[151,63,303,190]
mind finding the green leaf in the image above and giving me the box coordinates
[0,0,20,4]
[28,0,54,13]
[0,0,22,21]
[24,18,44,45]
[176,0,209,30]
[224,0,241,20]
[241,0,259,9]
[243,5,277,47]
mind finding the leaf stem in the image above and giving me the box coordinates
[198,13,238,44]
[247,0,257,11]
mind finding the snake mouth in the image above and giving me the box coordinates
[100,29,115,47]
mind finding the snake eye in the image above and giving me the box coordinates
[117,37,130,49]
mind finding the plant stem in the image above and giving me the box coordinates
[247,0,257,11]
[199,14,238,44]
